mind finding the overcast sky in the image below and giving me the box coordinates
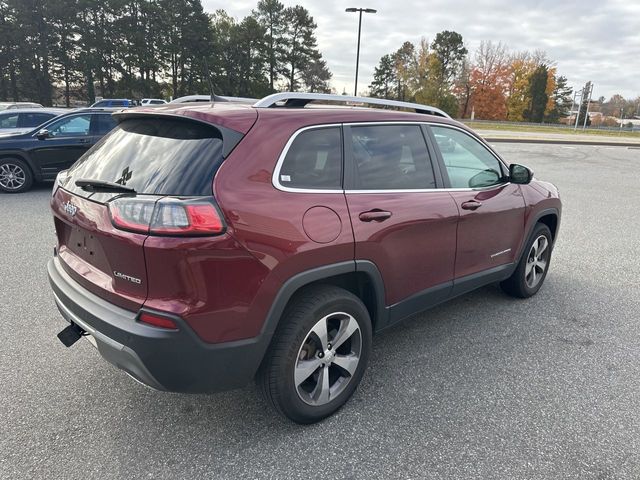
[203,0,639,100]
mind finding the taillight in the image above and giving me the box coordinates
[52,169,69,196]
[108,196,225,236]
[138,312,178,330]
[109,197,156,233]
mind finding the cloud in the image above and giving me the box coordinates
[203,0,640,99]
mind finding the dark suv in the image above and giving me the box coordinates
[0,108,118,193]
[48,93,561,423]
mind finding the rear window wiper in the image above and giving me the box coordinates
[75,178,136,194]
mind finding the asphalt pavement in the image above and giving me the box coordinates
[1,143,640,479]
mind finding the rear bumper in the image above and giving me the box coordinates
[47,256,270,393]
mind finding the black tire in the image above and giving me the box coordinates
[0,157,33,193]
[501,223,553,298]
[258,285,373,424]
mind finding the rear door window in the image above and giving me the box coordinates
[278,127,342,190]
[350,124,436,190]
[22,112,54,127]
[92,114,117,135]
[64,118,225,198]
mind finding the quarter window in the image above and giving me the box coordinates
[431,126,505,188]
[350,125,436,190]
[279,127,342,189]
[0,113,19,128]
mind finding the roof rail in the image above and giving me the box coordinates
[169,94,257,105]
[253,92,451,118]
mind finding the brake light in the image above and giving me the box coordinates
[109,197,155,233]
[138,312,178,330]
[108,196,225,236]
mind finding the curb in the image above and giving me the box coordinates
[482,137,640,148]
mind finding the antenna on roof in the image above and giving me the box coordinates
[202,56,216,103]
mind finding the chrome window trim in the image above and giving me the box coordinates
[272,121,511,194]
[272,123,344,194]
[344,183,509,194]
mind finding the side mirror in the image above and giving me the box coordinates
[36,129,50,140]
[509,164,533,184]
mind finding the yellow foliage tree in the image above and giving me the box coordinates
[506,56,536,121]
[544,67,557,118]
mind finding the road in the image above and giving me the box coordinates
[1,144,640,479]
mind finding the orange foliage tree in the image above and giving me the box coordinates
[468,41,510,120]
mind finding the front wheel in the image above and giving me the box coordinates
[0,157,33,193]
[501,223,553,298]
[258,285,372,424]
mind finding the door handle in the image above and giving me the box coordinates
[461,200,482,211]
[359,210,392,222]
[78,138,91,144]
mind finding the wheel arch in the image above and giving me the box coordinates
[517,207,560,262]
[260,261,387,341]
[0,151,36,177]
[537,212,559,240]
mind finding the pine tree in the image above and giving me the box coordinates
[430,30,467,83]
[545,75,572,123]
[525,64,548,123]
[282,5,319,91]
[369,54,397,99]
[253,0,285,93]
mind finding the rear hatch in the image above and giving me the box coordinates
[51,115,245,311]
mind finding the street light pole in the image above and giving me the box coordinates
[346,7,377,96]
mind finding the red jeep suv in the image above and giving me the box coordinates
[48,93,561,423]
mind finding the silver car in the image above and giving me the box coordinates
[0,108,68,135]
[0,102,44,110]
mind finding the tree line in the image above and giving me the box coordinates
[0,0,331,106]
[2,1,637,121]
[369,34,577,123]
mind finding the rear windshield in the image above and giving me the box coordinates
[64,118,224,198]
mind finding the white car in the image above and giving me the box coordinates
[0,108,67,135]
[141,98,167,105]
[0,102,44,111]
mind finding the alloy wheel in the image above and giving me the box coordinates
[0,163,26,190]
[294,312,362,406]
[525,234,550,288]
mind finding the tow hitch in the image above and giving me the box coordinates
[57,323,85,347]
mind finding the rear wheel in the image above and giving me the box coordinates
[0,158,33,193]
[258,285,372,424]
[501,223,553,298]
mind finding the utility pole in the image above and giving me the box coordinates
[345,7,377,96]
[582,81,593,130]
